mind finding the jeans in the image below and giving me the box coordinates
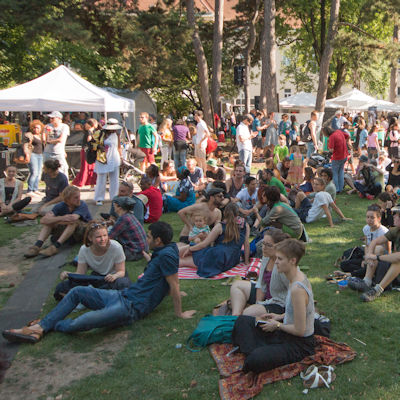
[28,153,43,192]
[40,286,135,333]
[306,142,315,159]
[239,149,252,173]
[331,158,346,192]
[173,148,187,170]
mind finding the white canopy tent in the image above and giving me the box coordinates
[326,88,375,110]
[280,91,342,109]
[0,65,135,113]
[358,99,400,112]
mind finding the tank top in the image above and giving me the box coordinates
[283,278,314,337]
[227,178,244,198]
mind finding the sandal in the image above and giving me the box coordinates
[300,365,336,389]
[212,300,232,316]
[2,325,44,344]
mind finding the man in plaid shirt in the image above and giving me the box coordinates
[109,196,148,261]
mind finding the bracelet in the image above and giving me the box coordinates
[276,322,281,329]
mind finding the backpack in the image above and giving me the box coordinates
[186,315,237,351]
[85,142,97,164]
[300,120,312,142]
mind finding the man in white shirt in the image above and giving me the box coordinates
[43,111,70,177]
[193,110,209,173]
[294,177,351,227]
[236,114,257,174]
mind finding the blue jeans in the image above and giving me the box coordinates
[173,148,187,170]
[28,153,43,192]
[306,142,315,158]
[331,158,346,193]
[239,149,252,174]
[39,286,135,333]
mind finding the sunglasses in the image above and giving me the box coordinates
[90,222,107,229]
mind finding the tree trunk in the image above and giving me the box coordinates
[315,0,341,112]
[389,24,399,103]
[211,0,224,121]
[260,0,278,112]
[186,0,213,126]
[244,0,261,113]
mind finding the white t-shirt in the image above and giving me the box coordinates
[236,187,258,210]
[77,240,125,275]
[44,123,70,155]
[363,224,388,245]
[194,119,208,149]
[236,122,252,152]
[306,191,333,223]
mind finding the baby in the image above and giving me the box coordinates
[189,214,210,244]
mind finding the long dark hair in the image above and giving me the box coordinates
[223,202,240,243]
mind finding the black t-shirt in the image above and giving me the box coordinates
[206,167,226,181]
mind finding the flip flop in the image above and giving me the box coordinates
[300,365,336,389]
[2,326,43,344]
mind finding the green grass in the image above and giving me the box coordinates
[4,195,400,399]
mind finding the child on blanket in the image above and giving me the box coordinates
[232,239,315,374]
[188,214,210,245]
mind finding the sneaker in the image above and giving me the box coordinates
[348,277,370,292]
[96,201,103,206]
[24,245,40,258]
[39,245,59,257]
[361,286,382,302]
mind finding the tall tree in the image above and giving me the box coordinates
[315,0,341,111]
[389,24,399,102]
[260,0,277,112]
[186,0,213,126]
[211,0,224,119]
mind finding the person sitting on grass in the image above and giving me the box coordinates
[188,213,210,245]
[0,165,31,217]
[311,168,336,201]
[24,185,92,258]
[31,159,68,216]
[232,239,315,374]
[294,177,351,228]
[177,188,223,243]
[164,166,196,212]
[137,176,163,223]
[348,205,400,302]
[362,204,390,255]
[376,192,394,228]
[54,220,132,300]
[259,168,288,197]
[236,176,259,228]
[179,202,250,278]
[229,229,290,316]
[109,197,148,261]
[2,222,196,344]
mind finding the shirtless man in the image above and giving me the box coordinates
[178,188,224,243]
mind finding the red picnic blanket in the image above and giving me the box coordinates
[209,335,356,400]
[178,258,261,280]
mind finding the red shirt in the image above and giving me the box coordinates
[328,130,349,161]
[139,186,163,223]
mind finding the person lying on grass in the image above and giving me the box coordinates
[348,205,400,302]
[24,185,92,258]
[232,238,315,374]
[293,177,351,228]
[2,221,196,344]
[229,229,290,316]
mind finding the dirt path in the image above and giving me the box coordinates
[0,331,129,400]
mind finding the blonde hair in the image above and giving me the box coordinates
[62,185,80,202]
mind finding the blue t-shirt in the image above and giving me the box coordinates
[122,243,179,319]
[43,172,68,202]
[331,117,341,130]
[252,118,261,136]
[189,167,203,185]
[52,201,92,222]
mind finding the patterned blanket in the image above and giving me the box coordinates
[178,258,261,280]
[209,335,356,400]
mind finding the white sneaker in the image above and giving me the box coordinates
[96,201,103,206]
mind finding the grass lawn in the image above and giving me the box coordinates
[2,194,400,399]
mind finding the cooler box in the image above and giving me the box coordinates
[0,124,22,146]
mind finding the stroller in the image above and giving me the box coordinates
[307,152,331,169]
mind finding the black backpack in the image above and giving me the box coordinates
[300,120,311,142]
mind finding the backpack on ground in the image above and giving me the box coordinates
[186,315,237,351]
[300,120,312,142]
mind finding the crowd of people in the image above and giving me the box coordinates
[2,106,400,377]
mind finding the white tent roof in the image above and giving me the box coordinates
[327,88,375,109]
[358,99,400,112]
[0,65,135,112]
[280,91,342,109]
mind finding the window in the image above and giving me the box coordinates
[284,88,292,98]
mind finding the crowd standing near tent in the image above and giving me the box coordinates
[1,83,400,396]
